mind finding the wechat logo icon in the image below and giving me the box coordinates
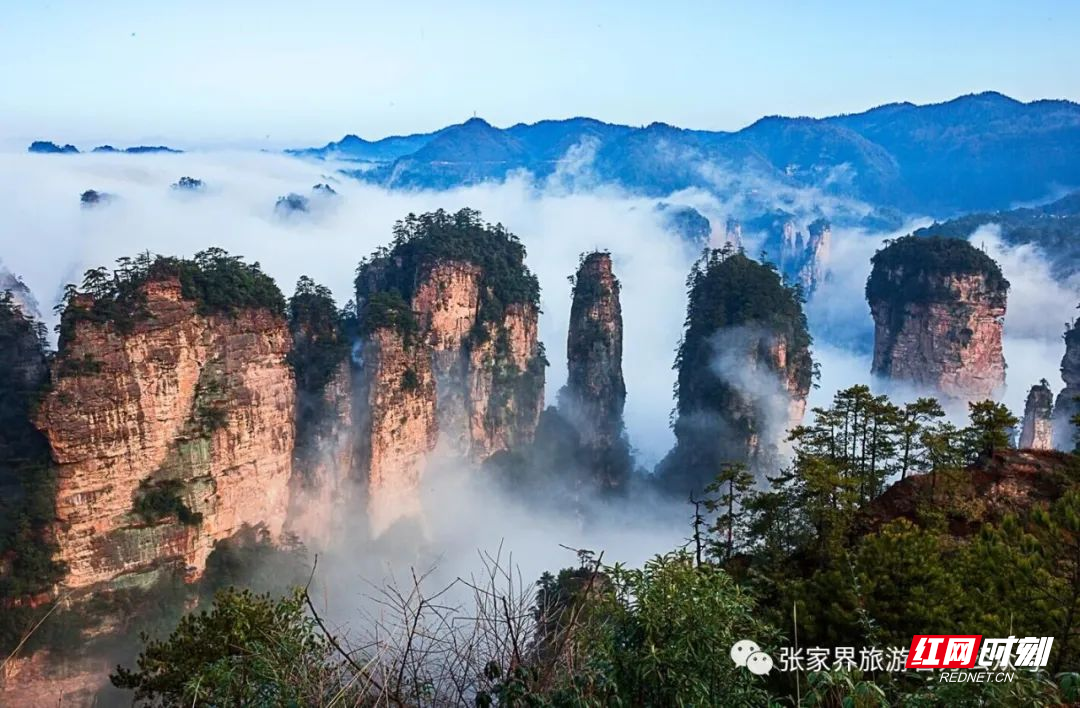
[731,639,774,676]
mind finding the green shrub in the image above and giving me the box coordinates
[133,480,202,526]
[56,248,285,347]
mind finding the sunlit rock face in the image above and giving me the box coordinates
[1019,381,1054,450]
[867,236,1008,402]
[353,210,545,529]
[36,277,295,590]
[353,324,438,532]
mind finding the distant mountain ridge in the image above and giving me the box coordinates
[289,92,1080,216]
[27,141,182,154]
[915,188,1080,276]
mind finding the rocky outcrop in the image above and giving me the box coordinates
[747,211,831,294]
[776,217,830,293]
[353,209,545,527]
[482,253,632,497]
[35,277,294,590]
[724,218,742,247]
[1020,381,1054,450]
[860,449,1077,536]
[0,268,41,319]
[555,253,632,490]
[657,250,813,493]
[559,253,626,450]
[797,219,831,292]
[867,236,1008,402]
[1,651,112,706]
[1053,318,1080,450]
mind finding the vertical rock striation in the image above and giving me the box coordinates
[36,270,295,591]
[556,252,632,490]
[559,252,625,449]
[796,218,832,293]
[657,249,813,493]
[1019,380,1054,450]
[353,209,545,527]
[867,236,1008,402]
[288,360,356,542]
[353,325,437,532]
[1053,318,1080,450]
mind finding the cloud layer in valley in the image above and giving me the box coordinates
[3,150,1076,456]
[0,150,700,467]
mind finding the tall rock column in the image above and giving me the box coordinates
[555,252,632,491]
[559,252,626,448]
[1053,319,1080,450]
[867,236,1008,402]
[285,277,357,545]
[657,249,813,494]
[1019,380,1054,450]
[353,209,545,528]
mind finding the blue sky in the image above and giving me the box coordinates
[2,0,1078,147]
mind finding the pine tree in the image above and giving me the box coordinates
[964,400,1019,460]
[704,462,755,562]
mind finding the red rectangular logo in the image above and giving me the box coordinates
[906,635,982,668]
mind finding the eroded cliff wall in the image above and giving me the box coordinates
[36,278,295,590]
[354,325,438,532]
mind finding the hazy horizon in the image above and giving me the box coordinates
[3,1,1078,148]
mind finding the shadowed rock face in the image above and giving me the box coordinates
[658,250,813,493]
[559,253,625,449]
[35,278,295,590]
[867,236,1008,402]
[0,291,50,533]
[1054,320,1080,450]
[552,252,634,491]
[1020,381,1054,450]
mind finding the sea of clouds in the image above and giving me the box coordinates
[0,149,1077,601]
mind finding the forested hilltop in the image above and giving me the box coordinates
[107,385,1080,706]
